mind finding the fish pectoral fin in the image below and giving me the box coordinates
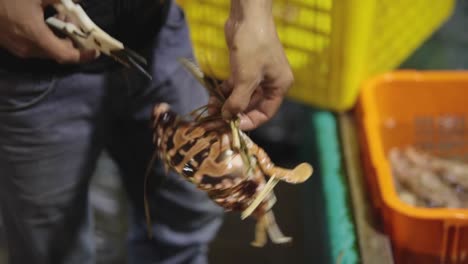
[266,162,313,184]
[288,162,314,184]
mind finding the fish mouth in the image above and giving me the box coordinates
[152,103,176,128]
[153,103,171,120]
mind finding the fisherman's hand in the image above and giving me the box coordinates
[221,0,293,131]
[0,0,95,63]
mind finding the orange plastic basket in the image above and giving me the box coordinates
[356,71,468,264]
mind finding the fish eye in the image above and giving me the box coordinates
[159,112,175,126]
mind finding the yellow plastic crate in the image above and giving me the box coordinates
[176,0,454,111]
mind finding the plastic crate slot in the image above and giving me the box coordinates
[441,223,468,264]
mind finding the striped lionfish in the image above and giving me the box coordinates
[144,58,313,247]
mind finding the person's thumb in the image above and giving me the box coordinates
[33,21,94,63]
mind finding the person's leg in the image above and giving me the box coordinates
[106,2,224,263]
[0,71,108,264]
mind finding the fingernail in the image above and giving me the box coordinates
[239,118,254,131]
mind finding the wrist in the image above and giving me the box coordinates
[229,0,272,21]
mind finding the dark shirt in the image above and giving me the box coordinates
[0,0,171,74]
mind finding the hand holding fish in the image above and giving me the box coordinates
[221,0,294,131]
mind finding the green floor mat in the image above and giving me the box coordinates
[309,111,360,264]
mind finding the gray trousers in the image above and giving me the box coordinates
[0,2,223,264]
